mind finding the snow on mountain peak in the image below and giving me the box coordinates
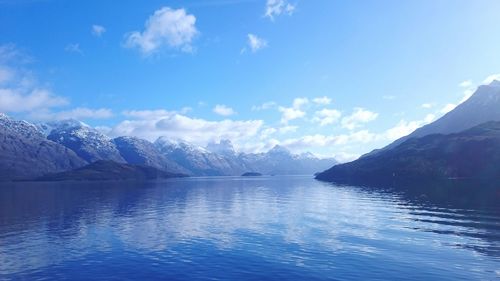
[155,137,208,153]
[268,145,291,155]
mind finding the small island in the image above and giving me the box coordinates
[241,172,263,177]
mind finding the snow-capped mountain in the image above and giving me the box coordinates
[239,145,337,175]
[42,120,126,163]
[113,136,188,174]
[0,114,86,180]
[155,137,244,176]
[154,139,337,176]
[0,114,338,180]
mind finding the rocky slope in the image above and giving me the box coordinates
[0,114,87,181]
[43,120,125,163]
[113,136,189,174]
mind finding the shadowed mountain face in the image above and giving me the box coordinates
[113,136,189,174]
[0,114,87,181]
[36,160,188,181]
[317,80,500,184]
[376,80,500,154]
[316,122,500,183]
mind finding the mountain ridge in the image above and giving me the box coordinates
[317,80,500,183]
[0,114,336,180]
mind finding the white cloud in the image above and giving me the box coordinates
[440,103,457,114]
[260,127,277,139]
[92,25,106,37]
[459,80,472,88]
[125,7,198,55]
[252,101,276,111]
[29,107,113,121]
[333,152,360,163]
[213,104,236,116]
[0,88,68,112]
[265,0,296,20]
[278,106,305,124]
[292,97,309,109]
[341,108,378,130]
[278,97,309,124]
[421,103,434,109]
[483,73,500,85]
[312,109,342,126]
[247,34,267,53]
[312,96,332,105]
[65,43,83,54]
[108,112,263,145]
[384,114,435,141]
[279,125,298,134]
[460,88,474,102]
[282,130,377,150]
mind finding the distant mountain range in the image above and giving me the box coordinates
[0,114,337,181]
[317,80,500,183]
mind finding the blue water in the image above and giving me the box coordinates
[0,176,499,280]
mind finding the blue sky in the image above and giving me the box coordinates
[1,0,500,160]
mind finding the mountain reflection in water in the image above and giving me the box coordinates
[0,176,499,280]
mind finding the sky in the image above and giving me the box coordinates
[1,0,500,161]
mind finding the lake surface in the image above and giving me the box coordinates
[0,176,499,280]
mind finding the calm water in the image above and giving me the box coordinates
[0,176,499,280]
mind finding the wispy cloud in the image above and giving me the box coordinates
[312,96,332,105]
[213,104,236,116]
[312,109,342,126]
[65,43,83,54]
[92,24,106,37]
[341,108,378,130]
[252,101,276,111]
[245,34,268,53]
[265,0,296,20]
